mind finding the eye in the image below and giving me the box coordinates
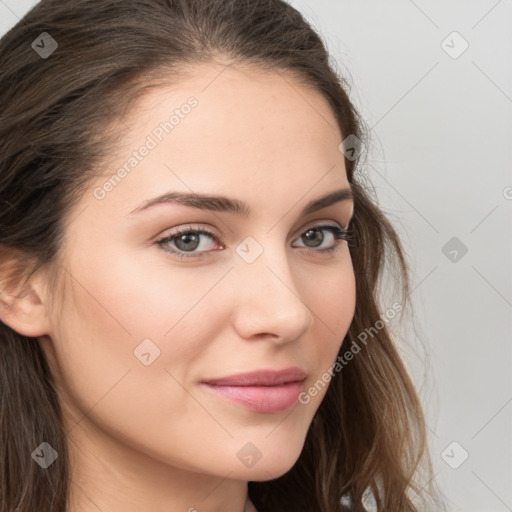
[291,224,351,255]
[155,224,220,259]
[155,222,352,260]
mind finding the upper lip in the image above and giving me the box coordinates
[201,367,307,386]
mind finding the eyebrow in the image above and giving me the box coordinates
[129,187,353,217]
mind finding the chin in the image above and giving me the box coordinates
[244,460,299,482]
[225,438,305,482]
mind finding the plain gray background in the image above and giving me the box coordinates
[1,0,511,510]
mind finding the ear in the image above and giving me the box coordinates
[0,271,52,338]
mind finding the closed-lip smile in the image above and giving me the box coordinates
[200,367,307,413]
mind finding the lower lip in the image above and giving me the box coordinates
[201,381,304,413]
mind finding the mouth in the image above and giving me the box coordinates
[200,367,307,413]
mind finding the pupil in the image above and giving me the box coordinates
[304,228,323,247]
[177,233,199,251]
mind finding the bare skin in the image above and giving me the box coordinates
[0,60,356,512]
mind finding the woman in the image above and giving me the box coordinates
[0,0,442,511]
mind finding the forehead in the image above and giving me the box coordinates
[82,61,349,220]
[121,61,343,159]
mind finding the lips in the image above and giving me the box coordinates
[201,367,307,387]
[200,367,307,413]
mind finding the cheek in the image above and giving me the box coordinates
[300,259,356,400]
[48,256,236,471]
[308,257,356,344]
[50,243,235,410]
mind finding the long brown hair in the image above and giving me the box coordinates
[0,0,442,510]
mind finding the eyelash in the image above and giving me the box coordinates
[155,223,353,260]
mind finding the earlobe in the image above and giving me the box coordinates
[0,278,52,338]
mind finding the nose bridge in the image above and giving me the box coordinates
[229,234,313,339]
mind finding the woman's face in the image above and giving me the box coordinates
[38,62,355,506]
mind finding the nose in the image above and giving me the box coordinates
[228,240,314,344]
